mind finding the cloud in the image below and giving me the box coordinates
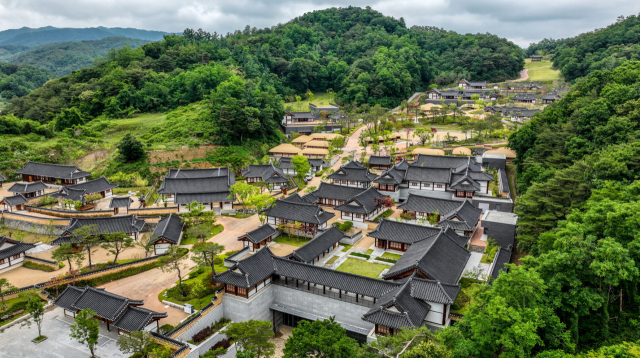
[0,0,637,46]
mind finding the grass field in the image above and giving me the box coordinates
[336,258,386,279]
[283,92,336,112]
[275,234,311,247]
[523,58,561,81]
[381,252,402,260]
[0,228,56,244]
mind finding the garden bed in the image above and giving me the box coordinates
[335,258,386,279]
[374,209,394,222]
[180,224,224,245]
[274,234,311,247]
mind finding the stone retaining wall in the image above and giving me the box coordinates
[0,212,69,235]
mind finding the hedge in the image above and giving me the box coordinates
[23,261,59,272]
[349,252,370,260]
[375,257,398,264]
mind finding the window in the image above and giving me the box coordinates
[410,182,418,187]
[389,241,403,250]
[377,325,390,335]
[436,184,443,188]
[226,284,235,293]
[466,192,474,198]
[13,254,20,259]
[424,183,431,187]
[456,191,465,197]
[495,204,501,211]
[342,180,347,184]
[236,287,247,296]
[350,181,356,185]
[0,259,4,265]
[355,214,362,218]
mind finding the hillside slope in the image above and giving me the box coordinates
[1,37,150,77]
[0,26,168,47]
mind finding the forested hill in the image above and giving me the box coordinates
[542,15,640,81]
[2,6,523,139]
[1,37,150,77]
[0,26,168,47]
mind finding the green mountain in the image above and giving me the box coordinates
[0,26,168,47]
[0,37,150,77]
[528,15,640,81]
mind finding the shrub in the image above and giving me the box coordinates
[375,257,397,264]
[374,209,394,222]
[192,326,213,343]
[350,252,370,259]
[211,339,231,350]
[22,261,57,272]
[159,324,174,334]
[38,195,56,206]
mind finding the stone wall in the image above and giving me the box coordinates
[184,329,229,358]
[0,212,69,235]
[176,304,224,342]
[222,285,275,323]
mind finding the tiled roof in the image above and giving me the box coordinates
[67,177,117,194]
[410,277,460,305]
[174,192,232,204]
[498,169,510,195]
[412,155,478,171]
[310,182,366,201]
[113,306,167,332]
[263,199,335,225]
[53,187,86,202]
[157,176,232,195]
[214,247,276,288]
[150,214,183,245]
[15,161,91,179]
[281,193,311,204]
[8,181,47,194]
[0,173,5,181]
[363,277,431,329]
[241,164,287,183]
[0,237,35,260]
[109,197,133,208]
[239,224,278,244]
[441,200,483,229]
[368,156,392,166]
[383,231,471,284]
[404,166,451,183]
[327,167,376,182]
[166,167,231,179]
[398,195,461,215]
[513,93,537,100]
[449,174,481,192]
[288,227,344,263]
[373,167,404,185]
[368,219,441,244]
[53,215,145,245]
[1,194,27,207]
[69,287,135,321]
[490,246,512,280]
[342,160,364,168]
[334,187,385,214]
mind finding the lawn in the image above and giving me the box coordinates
[0,290,44,327]
[336,258,386,279]
[284,92,336,112]
[528,66,560,81]
[524,58,553,69]
[326,256,340,265]
[180,224,224,245]
[381,252,402,260]
[275,234,311,247]
[0,228,56,244]
[339,243,353,252]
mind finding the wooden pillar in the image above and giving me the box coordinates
[323,286,326,294]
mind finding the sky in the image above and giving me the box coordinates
[0,0,638,47]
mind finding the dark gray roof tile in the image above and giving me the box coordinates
[1,194,28,207]
[150,214,183,245]
[239,224,278,244]
[288,227,344,263]
[15,161,91,180]
[8,181,47,194]
[263,200,334,225]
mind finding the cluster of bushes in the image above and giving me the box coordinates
[480,239,498,264]
[107,172,148,187]
[37,195,56,207]
[350,252,370,260]
[374,209,394,222]
[332,221,353,232]
[190,318,232,345]
[22,261,60,272]
[375,257,397,264]
[203,338,233,357]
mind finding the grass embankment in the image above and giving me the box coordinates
[284,92,335,112]
[335,258,386,279]
[0,228,56,244]
[523,58,561,81]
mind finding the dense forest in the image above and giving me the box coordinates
[0,62,51,101]
[0,37,150,77]
[1,6,523,140]
[543,15,640,81]
[0,26,167,47]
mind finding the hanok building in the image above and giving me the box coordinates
[0,194,27,212]
[291,135,312,148]
[150,214,184,255]
[54,187,87,203]
[242,164,289,191]
[326,165,377,188]
[157,167,235,211]
[263,199,335,237]
[8,181,47,198]
[334,187,386,223]
[343,160,365,168]
[301,148,329,159]
[15,161,91,185]
[426,88,442,100]
[0,236,35,271]
[305,182,368,207]
[373,160,409,195]
[368,156,393,171]
[369,219,441,252]
[530,54,543,62]
[278,157,326,176]
[269,144,302,158]
[52,215,146,246]
[458,79,487,89]
[398,194,483,237]
[238,224,280,252]
[109,197,133,215]
[0,173,5,187]
[541,92,561,104]
[411,155,493,197]
[63,176,118,198]
[286,226,344,264]
[54,286,167,333]
[513,93,537,104]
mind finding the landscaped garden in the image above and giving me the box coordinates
[180,224,224,245]
[451,277,483,315]
[274,233,311,247]
[0,290,45,327]
[335,258,386,279]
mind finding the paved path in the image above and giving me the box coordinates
[515,68,529,81]
[212,214,261,253]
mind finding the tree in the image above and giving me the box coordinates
[117,330,156,358]
[135,233,154,258]
[54,107,84,131]
[247,194,276,221]
[70,308,100,357]
[0,278,16,310]
[291,155,311,181]
[150,343,173,358]
[21,293,46,340]
[192,242,225,277]
[100,232,134,265]
[225,320,275,358]
[52,244,85,272]
[73,224,100,268]
[283,317,357,358]
[117,133,144,162]
[158,246,189,297]
[414,128,434,146]
[187,224,210,243]
[230,182,260,213]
